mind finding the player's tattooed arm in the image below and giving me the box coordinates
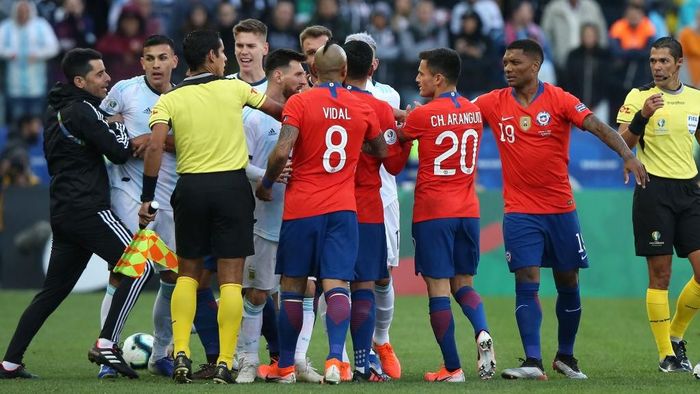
[362,133,389,158]
[256,124,299,201]
[583,114,649,187]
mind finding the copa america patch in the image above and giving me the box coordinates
[536,111,551,126]
[384,129,398,145]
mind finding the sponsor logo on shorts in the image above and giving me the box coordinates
[650,230,664,246]
[505,251,512,262]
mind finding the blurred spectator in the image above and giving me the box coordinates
[450,0,504,39]
[237,0,269,21]
[392,0,413,33]
[4,114,48,184]
[84,0,111,38]
[452,11,496,98]
[0,145,39,188]
[53,0,97,53]
[267,0,300,51]
[344,0,372,33]
[541,0,607,73]
[563,23,611,117]
[108,0,162,36]
[679,8,700,86]
[217,1,239,74]
[646,0,670,39]
[96,7,147,83]
[504,0,551,60]
[678,0,700,32]
[181,2,215,42]
[399,0,448,101]
[309,0,351,43]
[608,1,655,124]
[367,2,400,86]
[0,0,59,124]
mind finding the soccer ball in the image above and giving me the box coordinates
[694,362,700,379]
[122,333,154,369]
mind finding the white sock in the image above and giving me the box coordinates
[99,284,116,329]
[2,361,20,371]
[237,297,264,365]
[671,336,682,343]
[295,298,315,364]
[319,293,350,362]
[151,281,175,361]
[373,278,395,345]
[97,338,114,348]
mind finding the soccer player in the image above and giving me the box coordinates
[474,39,647,380]
[0,48,142,379]
[234,49,323,384]
[397,48,495,382]
[299,25,332,86]
[98,34,179,379]
[139,30,283,384]
[343,39,411,382]
[255,42,387,384]
[345,32,404,379]
[618,37,700,373]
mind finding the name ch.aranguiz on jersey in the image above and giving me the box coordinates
[431,111,482,127]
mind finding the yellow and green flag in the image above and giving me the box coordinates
[113,229,177,277]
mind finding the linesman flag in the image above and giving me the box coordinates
[113,202,178,277]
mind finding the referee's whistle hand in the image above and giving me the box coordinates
[623,156,649,188]
[138,201,157,226]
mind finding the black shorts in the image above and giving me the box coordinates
[171,170,255,259]
[632,174,700,257]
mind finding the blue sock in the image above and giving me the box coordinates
[555,285,581,356]
[515,282,542,360]
[453,286,489,336]
[278,292,304,368]
[325,287,351,361]
[194,288,219,363]
[350,289,375,373]
[261,295,280,358]
[429,296,460,371]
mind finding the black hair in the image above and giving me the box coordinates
[652,36,683,61]
[264,48,306,77]
[143,34,176,52]
[61,48,102,84]
[183,30,222,71]
[343,40,374,80]
[418,48,461,85]
[506,39,544,64]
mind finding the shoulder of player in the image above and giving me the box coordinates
[108,76,143,95]
[634,82,656,92]
[683,83,700,94]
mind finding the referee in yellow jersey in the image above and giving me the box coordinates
[618,37,700,373]
[138,30,283,384]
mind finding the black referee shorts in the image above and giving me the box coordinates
[632,174,700,257]
[171,170,255,259]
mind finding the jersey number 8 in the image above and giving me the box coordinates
[433,129,479,176]
[323,125,348,173]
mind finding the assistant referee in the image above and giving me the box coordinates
[618,36,700,373]
[138,30,282,384]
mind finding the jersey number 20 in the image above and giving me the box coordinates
[434,129,479,176]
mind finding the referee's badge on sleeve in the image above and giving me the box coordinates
[688,114,699,134]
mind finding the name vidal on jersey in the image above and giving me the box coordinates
[430,112,481,127]
[323,107,351,120]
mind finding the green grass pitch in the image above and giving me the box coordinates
[0,290,698,393]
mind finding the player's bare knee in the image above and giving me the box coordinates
[159,270,177,284]
[350,281,373,291]
[246,288,269,305]
[375,277,391,287]
[108,272,122,287]
[281,276,307,293]
[514,266,540,283]
[553,270,578,288]
[450,274,474,293]
[424,277,451,297]
[304,279,316,297]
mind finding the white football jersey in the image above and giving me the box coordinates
[227,73,268,120]
[101,75,177,210]
[244,108,284,242]
[365,79,401,207]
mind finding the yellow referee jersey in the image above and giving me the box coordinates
[617,83,700,179]
[149,73,267,174]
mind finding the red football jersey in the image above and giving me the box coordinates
[347,86,402,224]
[402,92,483,223]
[282,82,381,220]
[474,82,593,214]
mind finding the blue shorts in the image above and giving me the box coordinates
[276,211,358,281]
[203,255,217,272]
[503,211,589,272]
[412,218,480,279]
[355,223,389,282]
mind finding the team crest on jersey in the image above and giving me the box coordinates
[519,116,531,131]
[384,129,397,145]
[106,99,118,109]
[536,111,551,126]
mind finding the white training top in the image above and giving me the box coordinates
[243,108,285,242]
[365,79,401,207]
[101,75,177,210]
